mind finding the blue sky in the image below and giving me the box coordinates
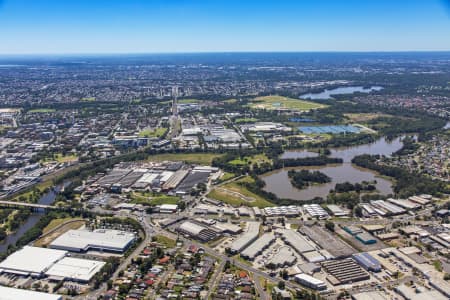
[0,0,449,54]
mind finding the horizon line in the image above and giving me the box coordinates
[1,50,450,57]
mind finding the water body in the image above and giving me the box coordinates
[301,86,383,100]
[0,185,62,253]
[262,136,404,201]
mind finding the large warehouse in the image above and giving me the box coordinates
[49,229,136,253]
[178,221,219,242]
[278,229,315,254]
[241,233,275,260]
[0,246,105,283]
[0,246,67,277]
[322,258,370,285]
[230,221,260,254]
[45,257,106,282]
[0,286,62,300]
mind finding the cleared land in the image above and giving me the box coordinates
[154,235,176,248]
[207,176,273,208]
[138,127,167,138]
[34,218,85,247]
[28,108,56,113]
[344,113,393,123]
[249,95,326,111]
[130,192,180,206]
[147,153,223,165]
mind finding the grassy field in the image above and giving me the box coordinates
[154,234,176,248]
[249,95,326,111]
[229,154,271,167]
[138,127,167,138]
[178,99,200,104]
[219,172,236,182]
[207,176,274,208]
[234,117,258,124]
[147,152,223,165]
[40,153,78,164]
[28,108,56,113]
[35,218,85,247]
[344,113,393,123]
[130,192,180,206]
[80,97,96,102]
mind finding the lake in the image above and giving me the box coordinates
[301,86,383,100]
[261,136,404,201]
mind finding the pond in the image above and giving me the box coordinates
[261,136,404,201]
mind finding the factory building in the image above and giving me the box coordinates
[355,232,377,245]
[303,204,329,219]
[0,246,105,283]
[326,205,349,217]
[294,274,327,291]
[241,233,275,260]
[45,257,106,282]
[0,246,67,277]
[322,258,370,285]
[0,286,63,300]
[230,222,260,254]
[264,206,300,217]
[178,221,219,242]
[278,229,315,254]
[49,229,136,253]
[370,200,405,216]
[352,253,382,272]
[268,247,297,267]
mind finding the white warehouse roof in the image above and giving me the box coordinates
[179,221,206,236]
[0,286,62,300]
[45,257,105,282]
[49,229,135,253]
[0,246,67,276]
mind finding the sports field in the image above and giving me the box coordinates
[249,95,326,111]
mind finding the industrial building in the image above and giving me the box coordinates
[0,246,67,277]
[241,233,275,260]
[370,200,405,216]
[355,232,377,245]
[278,229,315,254]
[158,204,178,213]
[49,229,136,253]
[263,206,300,217]
[45,257,106,282]
[386,198,420,210]
[230,222,260,253]
[268,247,297,267]
[294,274,327,290]
[0,286,63,300]
[352,253,382,272]
[178,221,219,242]
[352,291,388,300]
[322,258,370,285]
[326,204,350,217]
[303,204,329,218]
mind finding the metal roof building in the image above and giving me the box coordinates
[294,274,327,290]
[0,246,67,277]
[279,229,315,253]
[352,252,381,272]
[49,229,136,253]
[0,286,62,300]
[241,233,275,260]
[230,221,260,253]
[44,257,106,282]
